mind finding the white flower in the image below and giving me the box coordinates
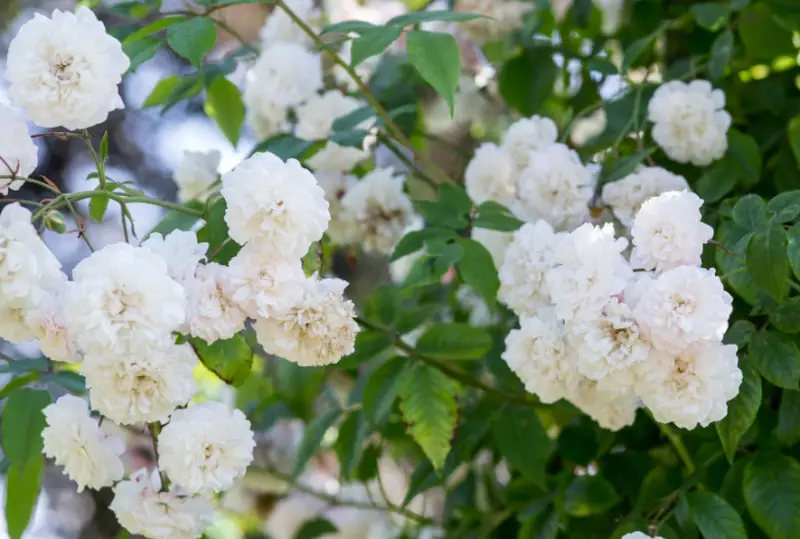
[498,220,557,316]
[254,276,359,367]
[339,167,415,254]
[82,342,197,425]
[501,115,558,171]
[464,143,517,206]
[546,223,632,323]
[472,228,514,271]
[622,533,663,539]
[516,143,594,229]
[501,311,579,403]
[26,290,79,363]
[568,380,639,431]
[296,91,370,173]
[601,167,690,227]
[227,242,306,319]
[333,41,380,92]
[315,172,359,245]
[265,493,327,539]
[158,402,255,493]
[245,41,322,109]
[648,80,731,166]
[110,469,213,539]
[142,230,208,284]
[186,262,246,343]
[221,152,329,254]
[0,105,38,193]
[631,191,713,272]
[244,94,288,141]
[173,150,221,203]
[633,266,732,355]
[635,342,742,429]
[42,395,125,492]
[63,243,185,355]
[6,7,129,130]
[568,297,651,387]
[259,0,320,47]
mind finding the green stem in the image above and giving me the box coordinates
[647,410,696,474]
[275,0,453,186]
[38,191,205,221]
[84,130,106,191]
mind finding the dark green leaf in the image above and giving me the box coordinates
[724,319,756,347]
[499,47,558,116]
[398,362,459,470]
[293,407,342,478]
[738,3,795,61]
[328,129,369,148]
[603,148,657,183]
[350,25,403,67]
[320,21,377,35]
[415,323,492,360]
[768,190,800,222]
[405,31,460,116]
[1,389,51,467]
[691,3,730,30]
[622,30,660,71]
[716,360,761,463]
[387,10,486,26]
[334,411,369,479]
[191,335,253,387]
[148,207,203,237]
[48,371,86,394]
[558,424,599,466]
[167,17,216,68]
[493,405,552,487]
[744,454,800,539]
[338,331,393,369]
[519,508,559,539]
[709,29,734,79]
[457,238,499,308]
[749,330,800,389]
[474,201,524,231]
[123,37,162,72]
[746,226,789,301]
[727,129,762,186]
[687,491,747,539]
[732,194,769,231]
[205,77,245,146]
[332,106,375,132]
[769,300,800,333]
[786,227,800,281]
[789,114,800,168]
[777,389,800,445]
[587,58,618,75]
[362,356,407,426]
[249,134,318,160]
[293,518,337,539]
[123,16,186,44]
[364,286,396,328]
[390,227,456,262]
[564,476,621,517]
[695,153,739,202]
[5,455,43,539]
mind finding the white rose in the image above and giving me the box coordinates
[173,150,221,203]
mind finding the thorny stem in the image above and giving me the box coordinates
[354,317,535,406]
[148,422,170,492]
[275,0,453,186]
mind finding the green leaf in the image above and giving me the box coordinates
[709,29,735,79]
[293,407,342,477]
[338,330,393,369]
[725,319,756,347]
[5,455,43,539]
[48,371,87,394]
[397,362,459,470]
[334,411,369,479]
[332,106,375,132]
[0,373,40,400]
[744,454,800,539]
[204,77,245,146]
[786,227,800,280]
[493,405,552,487]
[746,226,789,301]
[474,201,523,231]
[167,17,216,68]
[748,330,800,389]
[387,10,486,26]
[789,114,800,168]
[587,57,618,75]
[603,148,657,183]
[686,491,747,539]
[405,31,460,116]
[148,207,203,237]
[777,389,800,445]
[362,356,407,426]
[123,15,186,44]
[564,476,621,517]
[191,335,253,387]
[768,190,800,222]
[738,3,795,62]
[732,194,769,231]
[519,508,559,539]
[142,75,181,107]
[123,37,162,72]
[622,30,660,71]
[558,424,599,466]
[350,25,403,67]
[691,3,730,30]
[292,518,338,539]
[499,47,558,116]
[89,194,109,223]
[716,360,761,463]
[769,300,800,333]
[1,389,50,467]
[319,20,377,35]
[695,153,739,202]
[457,238,499,308]
[727,129,762,186]
[249,134,318,160]
[197,197,240,264]
[415,323,492,360]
